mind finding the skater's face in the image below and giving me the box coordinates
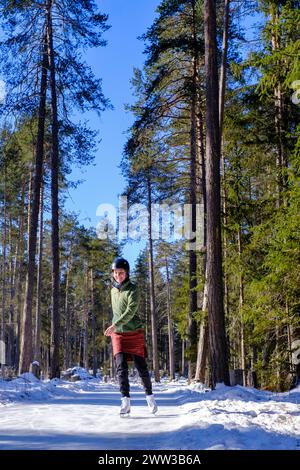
[113,268,127,283]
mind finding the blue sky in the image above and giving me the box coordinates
[65,0,161,268]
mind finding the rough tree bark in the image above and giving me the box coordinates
[47,0,61,379]
[19,29,48,374]
[147,176,160,382]
[204,0,230,387]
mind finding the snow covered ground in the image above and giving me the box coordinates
[0,373,299,450]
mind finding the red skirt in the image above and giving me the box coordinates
[111,330,147,360]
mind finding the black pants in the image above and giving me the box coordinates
[115,352,152,398]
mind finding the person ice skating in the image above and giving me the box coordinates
[104,257,157,416]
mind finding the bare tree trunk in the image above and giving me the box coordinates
[195,97,208,383]
[19,29,48,374]
[188,112,198,381]
[165,256,175,380]
[204,0,230,387]
[219,0,230,136]
[249,341,258,388]
[221,148,229,319]
[219,0,230,325]
[270,3,287,391]
[15,178,26,369]
[34,175,44,364]
[1,177,7,350]
[8,214,16,367]
[64,253,72,370]
[26,165,33,253]
[195,278,208,383]
[45,344,50,379]
[102,317,107,367]
[47,1,60,378]
[83,266,89,370]
[90,269,97,377]
[144,283,148,340]
[78,328,83,366]
[237,228,246,386]
[289,319,300,389]
[275,319,281,390]
[147,177,160,382]
[186,0,199,382]
[195,321,208,383]
[181,340,186,376]
[198,103,206,224]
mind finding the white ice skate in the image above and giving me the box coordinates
[120,396,131,416]
[146,394,158,414]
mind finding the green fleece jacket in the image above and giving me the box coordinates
[111,278,143,333]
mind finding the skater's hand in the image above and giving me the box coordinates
[104,324,116,336]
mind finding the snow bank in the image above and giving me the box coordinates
[0,373,88,405]
[1,374,299,450]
